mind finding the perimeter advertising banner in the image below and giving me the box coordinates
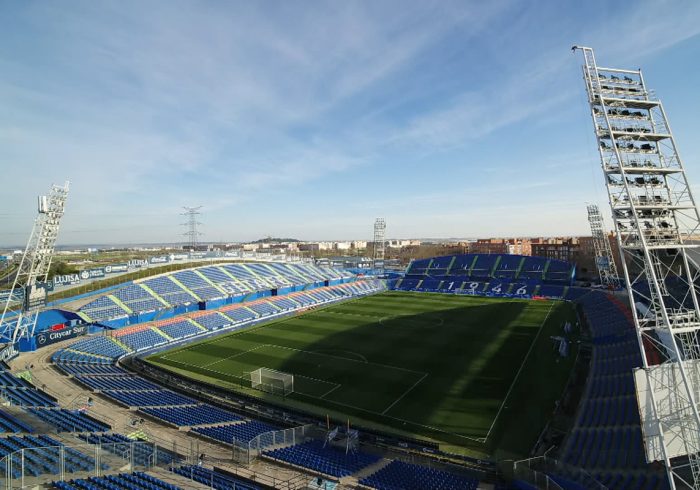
[105,263,129,274]
[149,256,170,264]
[52,273,81,287]
[35,324,88,348]
[80,268,105,280]
[128,259,148,268]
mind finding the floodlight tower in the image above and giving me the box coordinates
[372,218,386,274]
[587,204,621,288]
[181,206,203,250]
[0,182,70,344]
[574,46,700,489]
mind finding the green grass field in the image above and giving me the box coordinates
[147,291,578,458]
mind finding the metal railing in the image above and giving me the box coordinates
[0,440,185,490]
[233,424,314,465]
[514,456,607,490]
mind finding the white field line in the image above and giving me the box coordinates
[484,301,556,440]
[159,345,484,443]
[292,373,339,388]
[381,373,429,415]
[204,344,267,368]
[266,343,425,375]
[320,384,342,399]
[292,388,484,443]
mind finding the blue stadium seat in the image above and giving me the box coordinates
[264,440,380,478]
[171,465,260,490]
[360,460,479,490]
[140,405,242,427]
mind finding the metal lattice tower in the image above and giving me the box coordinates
[372,218,386,274]
[181,206,203,250]
[587,204,621,288]
[0,182,70,344]
[574,46,700,489]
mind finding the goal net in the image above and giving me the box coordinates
[249,368,294,396]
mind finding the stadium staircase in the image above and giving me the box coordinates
[138,283,170,308]
[107,294,133,315]
[108,336,131,354]
[542,260,551,280]
[218,266,252,292]
[515,256,526,279]
[240,264,273,288]
[490,255,502,277]
[152,327,174,341]
[186,318,207,332]
[167,276,202,302]
[193,269,227,295]
[76,311,94,323]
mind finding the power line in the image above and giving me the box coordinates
[181,206,203,250]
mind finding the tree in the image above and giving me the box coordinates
[48,261,78,279]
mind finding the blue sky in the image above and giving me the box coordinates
[1,1,700,246]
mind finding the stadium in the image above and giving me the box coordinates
[2,8,700,490]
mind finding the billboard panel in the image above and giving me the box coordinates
[80,268,105,280]
[35,324,88,348]
[105,263,129,274]
[52,273,81,287]
[23,282,49,311]
[128,259,148,269]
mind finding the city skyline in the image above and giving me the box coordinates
[1,1,700,246]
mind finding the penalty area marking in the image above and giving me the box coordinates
[381,372,429,415]
[311,349,368,363]
[156,347,486,443]
[203,344,268,367]
[320,383,342,399]
[292,387,485,444]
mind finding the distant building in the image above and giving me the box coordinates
[470,238,532,255]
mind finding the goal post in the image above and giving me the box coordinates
[250,367,294,396]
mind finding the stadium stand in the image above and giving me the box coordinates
[65,337,129,359]
[27,408,110,433]
[2,386,58,407]
[75,375,161,392]
[117,328,169,351]
[189,312,231,331]
[0,408,34,433]
[54,280,385,365]
[171,465,261,490]
[58,364,131,376]
[140,404,242,427]
[556,291,667,489]
[396,253,575,300]
[79,433,178,467]
[156,319,202,339]
[0,434,96,478]
[52,471,183,490]
[102,390,197,407]
[172,269,225,300]
[359,460,480,490]
[77,262,357,321]
[263,439,380,478]
[192,420,278,444]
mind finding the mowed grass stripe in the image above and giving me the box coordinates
[148,291,577,455]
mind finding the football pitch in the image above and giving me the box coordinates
[147,291,578,457]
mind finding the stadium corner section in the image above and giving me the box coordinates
[143,290,581,462]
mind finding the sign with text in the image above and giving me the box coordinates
[35,324,88,348]
[105,263,129,274]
